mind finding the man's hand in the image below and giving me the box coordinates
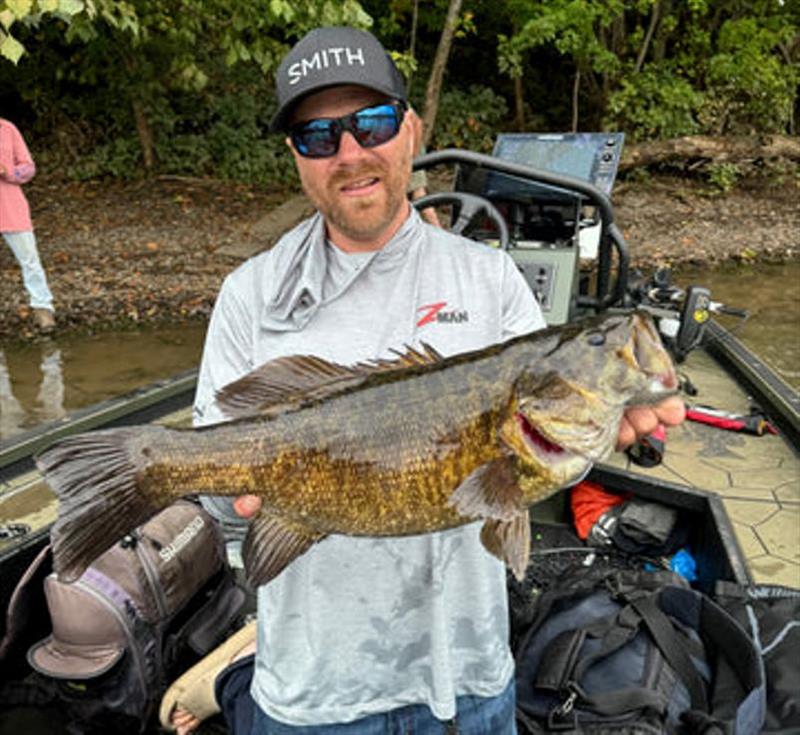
[616,396,685,451]
[234,494,262,518]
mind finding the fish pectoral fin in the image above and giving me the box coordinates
[242,513,327,588]
[480,512,531,582]
[448,456,525,521]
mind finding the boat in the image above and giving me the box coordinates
[1,135,797,732]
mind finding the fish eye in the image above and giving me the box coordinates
[587,332,605,346]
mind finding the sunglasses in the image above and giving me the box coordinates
[289,101,406,159]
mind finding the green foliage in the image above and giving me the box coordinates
[429,85,508,152]
[0,0,138,63]
[66,68,298,186]
[4,0,798,189]
[498,0,621,80]
[706,162,740,193]
[605,69,702,140]
[703,17,798,134]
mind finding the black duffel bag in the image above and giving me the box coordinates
[514,567,766,735]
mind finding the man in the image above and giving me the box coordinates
[164,26,685,734]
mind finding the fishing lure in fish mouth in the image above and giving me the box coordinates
[37,310,677,588]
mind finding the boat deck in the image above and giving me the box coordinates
[605,348,800,587]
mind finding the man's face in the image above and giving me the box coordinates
[287,85,416,251]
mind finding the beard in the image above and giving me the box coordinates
[300,151,412,244]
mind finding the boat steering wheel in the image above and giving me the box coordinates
[412,191,511,251]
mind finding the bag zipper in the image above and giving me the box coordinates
[73,579,147,695]
[135,531,169,620]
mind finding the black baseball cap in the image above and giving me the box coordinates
[270,26,407,132]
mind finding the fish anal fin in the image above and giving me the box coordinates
[480,512,531,581]
[215,343,445,421]
[448,456,525,522]
[242,513,326,588]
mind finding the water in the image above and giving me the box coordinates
[0,324,206,440]
[0,262,797,441]
[674,261,800,389]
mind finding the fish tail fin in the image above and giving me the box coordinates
[36,427,164,582]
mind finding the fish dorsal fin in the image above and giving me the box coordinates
[215,342,444,420]
[369,341,444,370]
[242,512,327,588]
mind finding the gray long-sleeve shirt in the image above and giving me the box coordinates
[194,207,544,725]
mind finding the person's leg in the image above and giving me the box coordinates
[214,654,258,734]
[394,678,517,735]
[451,678,517,735]
[245,679,516,735]
[2,231,55,311]
[247,703,389,735]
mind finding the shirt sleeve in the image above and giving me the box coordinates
[499,251,547,339]
[193,268,257,540]
[3,124,36,184]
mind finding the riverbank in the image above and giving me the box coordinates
[1,172,797,340]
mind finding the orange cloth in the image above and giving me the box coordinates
[570,480,629,539]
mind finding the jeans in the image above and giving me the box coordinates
[2,230,54,310]
[217,657,517,735]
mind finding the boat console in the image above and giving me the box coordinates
[451,133,625,325]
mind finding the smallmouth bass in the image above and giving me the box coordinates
[37,311,677,587]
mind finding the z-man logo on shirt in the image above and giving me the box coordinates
[416,302,469,327]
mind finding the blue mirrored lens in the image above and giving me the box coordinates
[291,103,402,158]
[351,105,400,148]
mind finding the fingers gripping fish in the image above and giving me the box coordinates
[36,311,677,588]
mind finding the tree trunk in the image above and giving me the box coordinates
[514,75,525,131]
[422,0,464,148]
[132,98,155,170]
[571,69,581,132]
[619,134,800,171]
[633,1,660,74]
[652,0,672,62]
[407,0,420,95]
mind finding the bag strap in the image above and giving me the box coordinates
[544,591,709,718]
[538,602,670,720]
[628,592,709,711]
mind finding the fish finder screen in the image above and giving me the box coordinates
[483,133,623,201]
[495,137,597,180]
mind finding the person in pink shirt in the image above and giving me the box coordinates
[1,117,55,332]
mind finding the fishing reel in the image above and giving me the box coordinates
[630,268,748,363]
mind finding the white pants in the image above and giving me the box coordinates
[2,230,54,311]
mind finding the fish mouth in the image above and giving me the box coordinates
[516,412,574,463]
[631,314,679,393]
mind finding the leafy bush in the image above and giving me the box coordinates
[70,137,143,180]
[702,18,797,135]
[707,162,740,193]
[429,85,509,152]
[604,69,702,141]
[63,71,298,187]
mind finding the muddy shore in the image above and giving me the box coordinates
[1,173,797,341]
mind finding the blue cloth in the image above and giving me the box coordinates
[216,657,517,734]
[2,230,54,310]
